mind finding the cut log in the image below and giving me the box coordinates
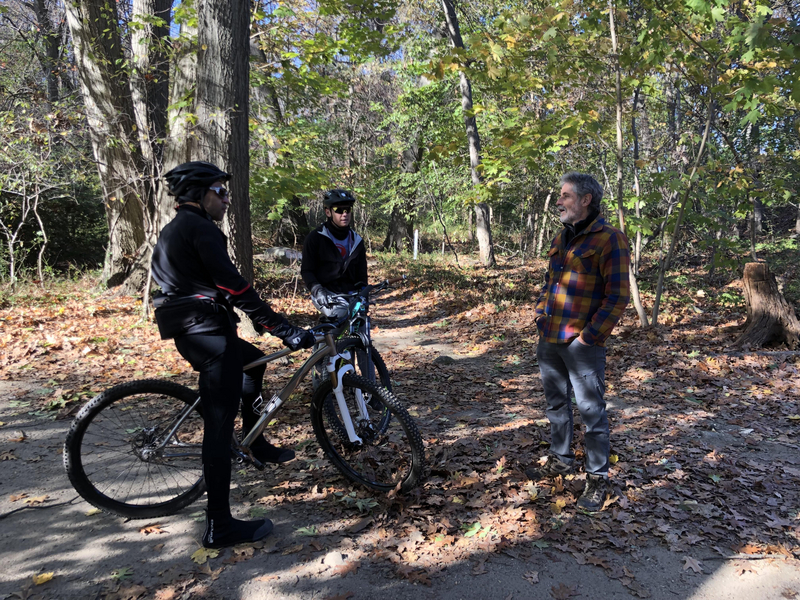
[254,247,302,266]
[733,262,800,349]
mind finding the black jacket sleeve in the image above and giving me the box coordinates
[192,223,287,330]
[301,232,322,292]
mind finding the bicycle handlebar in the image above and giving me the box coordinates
[308,275,408,341]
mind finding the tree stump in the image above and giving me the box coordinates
[733,262,800,349]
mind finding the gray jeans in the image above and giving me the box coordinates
[536,338,609,476]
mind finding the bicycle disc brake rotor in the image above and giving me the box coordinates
[131,427,164,461]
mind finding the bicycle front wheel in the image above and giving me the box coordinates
[311,373,424,493]
[64,379,205,519]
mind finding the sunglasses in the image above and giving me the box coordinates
[331,206,352,214]
[209,185,229,199]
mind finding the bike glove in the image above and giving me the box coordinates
[271,322,315,351]
[310,284,334,307]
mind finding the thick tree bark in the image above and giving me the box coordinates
[196,0,257,336]
[157,20,198,234]
[440,0,495,267]
[131,0,171,172]
[196,0,253,281]
[734,263,800,349]
[127,0,172,299]
[65,0,148,290]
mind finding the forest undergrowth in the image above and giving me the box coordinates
[0,254,798,596]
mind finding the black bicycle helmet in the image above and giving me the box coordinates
[164,161,230,200]
[322,189,356,208]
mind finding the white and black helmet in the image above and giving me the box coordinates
[323,189,356,208]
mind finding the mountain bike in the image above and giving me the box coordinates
[63,304,424,519]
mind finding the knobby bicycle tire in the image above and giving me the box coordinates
[311,373,424,493]
[64,379,206,519]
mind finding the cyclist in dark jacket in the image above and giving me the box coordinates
[301,189,368,321]
[152,161,314,549]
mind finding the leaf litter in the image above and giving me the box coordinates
[1,266,799,596]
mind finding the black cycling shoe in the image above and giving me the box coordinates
[202,512,274,549]
[251,441,295,464]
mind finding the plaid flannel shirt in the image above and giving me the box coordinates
[533,215,630,346]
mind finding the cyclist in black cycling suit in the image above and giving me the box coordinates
[151,161,314,549]
[301,189,367,320]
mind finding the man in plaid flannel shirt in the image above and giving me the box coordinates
[527,172,630,512]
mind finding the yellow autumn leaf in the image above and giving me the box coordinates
[549,498,566,514]
[191,547,219,565]
[609,454,619,465]
[787,415,800,421]
[32,572,54,585]
[85,508,102,516]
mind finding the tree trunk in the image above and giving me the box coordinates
[127,0,172,300]
[440,0,495,267]
[652,90,715,324]
[33,0,61,104]
[733,263,800,349]
[383,142,421,251]
[158,19,198,235]
[65,0,149,291]
[610,2,648,327]
[535,189,552,256]
[796,202,800,235]
[196,0,256,336]
[196,0,253,280]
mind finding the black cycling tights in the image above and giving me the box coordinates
[174,332,266,518]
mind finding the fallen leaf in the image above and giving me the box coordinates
[85,508,102,516]
[191,548,219,565]
[472,559,488,575]
[110,567,133,581]
[331,561,360,577]
[1,451,18,460]
[24,495,48,505]
[139,523,167,535]
[195,563,223,580]
[31,572,53,585]
[323,593,354,600]
[347,517,372,533]
[734,563,758,576]
[9,493,28,502]
[682,556,703,573]
[550,583,579,599]
[254,574,279,582]
[109,584,148,600]
[154,588,177,600]
[281,543,303,555]
[524,570,540,584]
[781,589,798,599]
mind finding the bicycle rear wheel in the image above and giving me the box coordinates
[311,373,424,493]
[64,379,205,519]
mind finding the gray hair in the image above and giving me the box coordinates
[560,172,603,211]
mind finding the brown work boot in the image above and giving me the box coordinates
[524,455,574,480]
[577,474,610,512]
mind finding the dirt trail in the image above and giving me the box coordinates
[1,311,799,600]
